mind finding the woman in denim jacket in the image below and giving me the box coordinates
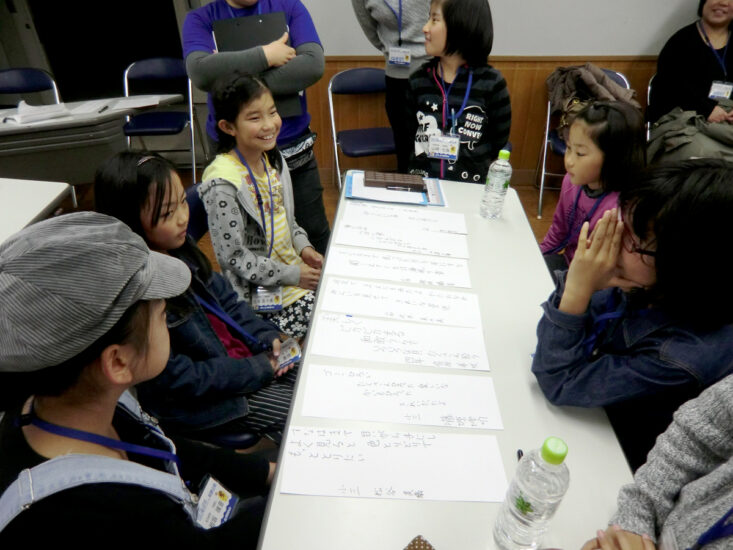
[95,152,295,444]
[532,159,733,471]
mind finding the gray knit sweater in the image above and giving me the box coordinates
[351,0,431,78]
[611,373,733,549]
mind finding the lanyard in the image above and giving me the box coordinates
[234,149,275,258]
[195,293,266,352]
[582,291,624,356]
[698,20,730,78]
[21,406,181,468]
[689,506,733,549]
[546,187,608,255]
[430,64,473,178]
[227,0,263,18]
[383,0,403,46]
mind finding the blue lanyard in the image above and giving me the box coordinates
[383,0,403,46]
[698,20,730,79]
[195,293,266,352]
[227,0,263,18]
[689,506,733,549]
[234,149,275,258]
[546,187,608,255]
[21,406,181,468]
[435,65,474,133]
[582,291,624,356]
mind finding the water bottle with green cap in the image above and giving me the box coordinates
[480,149,512,219]
[493,437,570,550]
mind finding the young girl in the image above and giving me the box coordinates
[0,213,272,546]
[94,151,295,444]
[406,0,511,183]
[540,100,646,272]
[532,159,733,471]
[200,72,323,340]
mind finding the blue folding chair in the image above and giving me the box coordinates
[0,67,61,104]
[328,68,396,189]
[536,68,631,218]
[123,58,202,177]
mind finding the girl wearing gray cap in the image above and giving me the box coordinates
[0,213,273,546]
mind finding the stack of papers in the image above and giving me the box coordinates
[1,100,70,124]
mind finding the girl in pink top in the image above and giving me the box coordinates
[541,101,646,272]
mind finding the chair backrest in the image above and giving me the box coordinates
[601,68,630,90]
[0,67,60,103]
[185,183,209,242]
[647,73,656,105]
[330,67,387,95]
[124,58,188,96]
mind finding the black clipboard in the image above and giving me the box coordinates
[213,12,302,118]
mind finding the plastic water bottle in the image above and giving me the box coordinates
[480,149,513,219]
[493,437,570,550]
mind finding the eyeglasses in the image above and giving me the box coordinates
[622,221,656,265]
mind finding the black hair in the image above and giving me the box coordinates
[431,0,494,66]
[0,301,152,410]
[620,158,733,328]
[571,100,646,193]
[210,71,283,172]
[698,0,706,17]
[94,151,212,281]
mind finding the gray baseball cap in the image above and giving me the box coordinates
[0,211,191,372]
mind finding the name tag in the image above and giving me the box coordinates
[428,134,460,161]
[709,80,733,100]
[252,285,283,312]
[388,47,411,66]
[195,476,239,529]
[277,337,302,370]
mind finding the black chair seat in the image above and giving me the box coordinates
[338,127,395,157]
[124,111,189,136]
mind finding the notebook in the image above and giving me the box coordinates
[213,12,302,118]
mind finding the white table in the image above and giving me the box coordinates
[259,177,633,550]
[0,94,182,186]
[0,177,71,243]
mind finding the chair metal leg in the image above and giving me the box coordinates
[70,186,78,208]
[537,102,553,219]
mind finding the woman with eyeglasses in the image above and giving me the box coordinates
[531,159,733,471]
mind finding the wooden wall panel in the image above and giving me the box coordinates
[307,56,657,187]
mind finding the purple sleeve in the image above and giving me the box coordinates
[539,173,573,254]
[182,8,216,58]
[284,0,322,48]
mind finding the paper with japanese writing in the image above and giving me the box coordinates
[320,278,481,328]
[310,313,490,371]
[343,201,467,234]
[301,364,502,429]
[280,425,507,502]
[334,214,469,258]
[326,246,472,288]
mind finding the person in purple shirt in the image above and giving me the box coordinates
[183,0,330,255]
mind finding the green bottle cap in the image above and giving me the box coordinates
[540,436,568,465]
[498,149,511,161]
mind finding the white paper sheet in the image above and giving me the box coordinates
[110,95,162,110]
[325,246,472,288]
[310,313,490,371]
[343,201,467,234]
[280,425,507,502]
[321,277,482,328]
[69,99,112,115]
[335,221,469,258]
[302,364,503,429]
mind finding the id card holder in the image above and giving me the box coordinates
[277,337,302,370]
[252,285,283,312]
[428,134,460,160]
[195,475,239,529]
[388,47,411,66]
[709,80,733,100]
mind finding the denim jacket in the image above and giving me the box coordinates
[532,273,733,469]
[136,242,282,433]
